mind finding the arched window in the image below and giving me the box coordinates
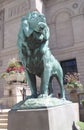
[56,11,73,49]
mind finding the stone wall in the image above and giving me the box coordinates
[0,0,30,101]
[45,0,84,95]
[0,0,84,102]
[0,0,29,99]
[0,0,44,106]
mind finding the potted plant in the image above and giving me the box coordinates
[0,58,29,107]
[65,72,83,102]
[1,58,26,84]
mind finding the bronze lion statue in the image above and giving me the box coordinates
[17,11,65,99]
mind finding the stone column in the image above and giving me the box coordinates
[29,0,45,14]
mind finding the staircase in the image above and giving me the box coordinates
[0,109,10,130]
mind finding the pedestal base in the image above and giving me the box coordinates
[8,103,79,130]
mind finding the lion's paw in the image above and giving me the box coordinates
[25,94,37,100]
[61,97,66,101]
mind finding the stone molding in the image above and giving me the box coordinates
[47,9,74,49]
[5,0,30,22]
[47,8,74,25]
[44,0,70,6]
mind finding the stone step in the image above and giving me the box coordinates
[0,109,9,130]
[0,109,10,113]
[0,114,8,119]
[0,111,9,120]
[0,119,8,123]
[0,113,8,115]
[0,112,8,114]
[0,129,7,130]
[0,123,8,129]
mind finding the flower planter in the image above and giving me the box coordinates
[1,58,26,84]
[4,73,25,83]
[69,89,78,103]
[5,74,17,82]
[1,58,29,108]
[65,72,83,103]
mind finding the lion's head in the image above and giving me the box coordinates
[23,11,50,40]
[27,11,46,31]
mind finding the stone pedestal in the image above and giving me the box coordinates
[8,103,79,130]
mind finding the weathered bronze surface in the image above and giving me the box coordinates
[12,11,66,110]
[17,11,65,99]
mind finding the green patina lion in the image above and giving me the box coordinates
[17,11,65,99]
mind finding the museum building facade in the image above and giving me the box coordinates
[0,0,84,106]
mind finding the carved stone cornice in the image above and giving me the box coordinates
[43,0,73,8]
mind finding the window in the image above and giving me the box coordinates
[60,59,78,84]
[56,11,73,49]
